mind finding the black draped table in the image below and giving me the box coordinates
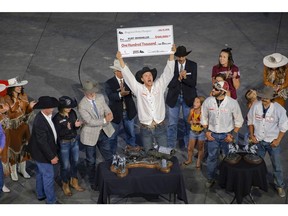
[218,153,268,204]
[95,157,188,204]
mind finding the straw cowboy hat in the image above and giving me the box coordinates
[7,77,28,87]
[174,46,191,57]
[109,59,122,71]
[263,53,288,68]
[58,96,77,109]
[135,67,157,84]
[0,84,6,93]
[81,80,98,93]
[257,86,277,99]
[33,96,59,109]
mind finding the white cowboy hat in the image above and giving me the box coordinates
[7,77,28,87]
[109,59,122,71]
[0,84,6,92]
[263,53,288,68]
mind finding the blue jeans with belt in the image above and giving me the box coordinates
[206,132,230,180]
[256,140,284,189]
[59,136,80,183]
[167,95,191,148]
[141,123,167,152]
[35,161,56,204]
[109,111,136,154]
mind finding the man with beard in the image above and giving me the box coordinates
[201,80,244,188]
[248,86,288,198]
[115,45,176,152]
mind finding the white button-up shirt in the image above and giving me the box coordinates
[41,111,57,142]
[247,101,288,142]
[201,96,244,133]
[121,60,175,125]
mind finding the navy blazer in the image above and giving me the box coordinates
[28,111,58,164]
[166,59,197,108]
[105,76,137,124]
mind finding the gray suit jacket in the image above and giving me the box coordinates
[78,94,115,146]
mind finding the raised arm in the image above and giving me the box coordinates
[157,44,176,87]
[169,44,176,61]
[116,51,140,94]
[116,51,125,69]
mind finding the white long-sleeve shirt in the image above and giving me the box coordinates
[247,101,288,142]
[121,60,175,125]
[200,96,244,133]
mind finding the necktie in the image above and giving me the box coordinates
[120,79,124,88]
[92,100,99,118]
[180,64,184,73]
[120,79,127,110]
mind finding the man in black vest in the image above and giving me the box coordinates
[166,45,198,149]
[105,59,138,154]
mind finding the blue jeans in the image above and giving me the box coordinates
[141,123,167,152]
[59,136,80,183]
[35,162,56,204]
[256,141,284,188]
[206,132,230,180]
[109,112,136,154]
[0,160,3,192]
[189,131,205,141]
[85,130,112,184]
[167,95,191,148]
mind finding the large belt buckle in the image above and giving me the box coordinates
[150,121,157,128]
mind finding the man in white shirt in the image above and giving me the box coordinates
[116,45,176,152]
[248,86,288,198]
[201,81,244,188]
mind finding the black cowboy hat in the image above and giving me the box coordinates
[33,96,59,109]
[58,96,77,109]
[135,67,157,84]
[174,46,191,57]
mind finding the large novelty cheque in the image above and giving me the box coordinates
[117,25,174,58]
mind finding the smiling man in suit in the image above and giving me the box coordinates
[105,59,138,154]
[29,96,59,204]
[78,81,114,189]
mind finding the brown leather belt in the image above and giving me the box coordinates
[140,121,164,129]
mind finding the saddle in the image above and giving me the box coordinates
[243,153,263,165]
[224,153,241,165]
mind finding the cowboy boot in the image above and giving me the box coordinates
[10,164,18,181]
[70,177,85,192]
[18,161,31,178]
[2,184,10,193]
[62,182,72,196]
